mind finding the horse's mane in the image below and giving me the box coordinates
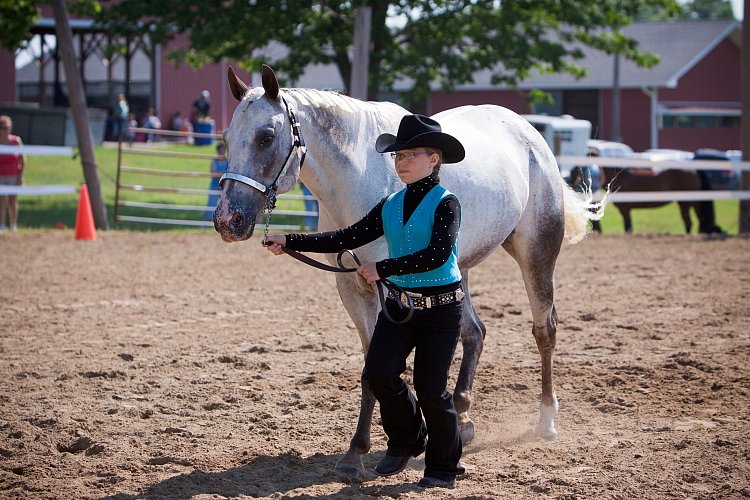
[242,86,399,118]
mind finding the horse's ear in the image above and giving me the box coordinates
[261,64,280,101]
[227,66,248,102]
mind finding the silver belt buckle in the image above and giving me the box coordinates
[455,289,465,302]
[400,291,423,310]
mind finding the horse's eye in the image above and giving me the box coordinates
[259,135,274,148]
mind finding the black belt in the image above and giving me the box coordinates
[387,288,465,309]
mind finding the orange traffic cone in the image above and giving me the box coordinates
[75,183,96,241]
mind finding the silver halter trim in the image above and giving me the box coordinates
[218,172,267,193]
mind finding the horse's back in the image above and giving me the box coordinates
[431,105,563,262]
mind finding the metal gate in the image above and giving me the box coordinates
[114,127,317,230]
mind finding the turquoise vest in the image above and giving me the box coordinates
[382,184,462,288]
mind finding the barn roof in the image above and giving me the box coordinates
[453,19,741,91]
[288,19,740,93]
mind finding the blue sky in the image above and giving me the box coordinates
[730,0,743,19]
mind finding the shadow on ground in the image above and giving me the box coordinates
[100,451,426,499]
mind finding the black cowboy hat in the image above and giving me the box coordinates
[375,114,465,164]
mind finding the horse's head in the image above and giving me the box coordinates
[214,65,304,242]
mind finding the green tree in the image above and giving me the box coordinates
[682,0,735,19]
[0,1,101,51]
[0,0,40,50]
[97,1,681,105]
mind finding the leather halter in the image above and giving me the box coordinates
[218,96,306,210]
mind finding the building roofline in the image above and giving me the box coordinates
[666,20,741,87]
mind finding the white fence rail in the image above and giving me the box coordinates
[0,184,76,196]
[0,145,74,156]
[0,145,77,197]
[556,155,750,203]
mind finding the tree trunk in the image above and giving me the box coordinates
[51,0,109,230]
[350,6,372,101]
[741,0,750,233]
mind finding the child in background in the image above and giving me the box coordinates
[205,143,228,221]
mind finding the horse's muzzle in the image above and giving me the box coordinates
[213,180,267,242]
[214,207,256,242]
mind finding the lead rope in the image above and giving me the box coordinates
[261,190,277,245]
[255,98,410,321]
[262,236,414,323]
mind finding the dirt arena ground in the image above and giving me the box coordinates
[1,230,748,499]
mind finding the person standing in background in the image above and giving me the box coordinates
[112,93,130,140]
[206,143,228,221]
[125,113,138,145]
[142,107,162,143]
[0,116,26,233]
[299,181,318,230]
[191,90,212,128]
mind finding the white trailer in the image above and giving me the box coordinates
[522,114,592,181]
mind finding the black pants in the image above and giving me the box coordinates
[696,170,723,234]
[363,298,464,482]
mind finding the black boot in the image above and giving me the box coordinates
[374,455,412,476]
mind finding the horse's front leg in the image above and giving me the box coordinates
[332,274,380,480]
[334,374,376,479]
[453,274,485,445]
[618,204,633,233]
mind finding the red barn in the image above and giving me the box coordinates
[428,19,741,151]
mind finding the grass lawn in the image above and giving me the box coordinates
[12,143,743,235]
[598,198,740,235]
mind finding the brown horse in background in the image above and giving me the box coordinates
[599,167,701,233]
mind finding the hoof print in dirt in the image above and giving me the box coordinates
[57,436,104,456]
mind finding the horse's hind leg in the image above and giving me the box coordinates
[678,201,693,233]
[453,272,485,444]
[502,217,564,440]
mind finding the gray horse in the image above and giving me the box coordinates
[214,65,604,479]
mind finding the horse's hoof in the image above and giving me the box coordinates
[334,460,364,482]
[534,424,557,441]
[459,419,475,445]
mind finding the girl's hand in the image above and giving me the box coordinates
[357,262,381,284]
[263,234,286,255]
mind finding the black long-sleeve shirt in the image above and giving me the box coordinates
[285,174,461,294]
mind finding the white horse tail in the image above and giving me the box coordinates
[562,183,608,244]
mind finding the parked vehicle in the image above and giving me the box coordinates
[583,139,637,192]
[586,139,635,159]
[522,114,591,185]
[692,148,741,190]
[638,148,694,162]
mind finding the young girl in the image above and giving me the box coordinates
[0,115,25,232]
[264,114,465,488]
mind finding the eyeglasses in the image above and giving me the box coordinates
[390,151,433,162]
